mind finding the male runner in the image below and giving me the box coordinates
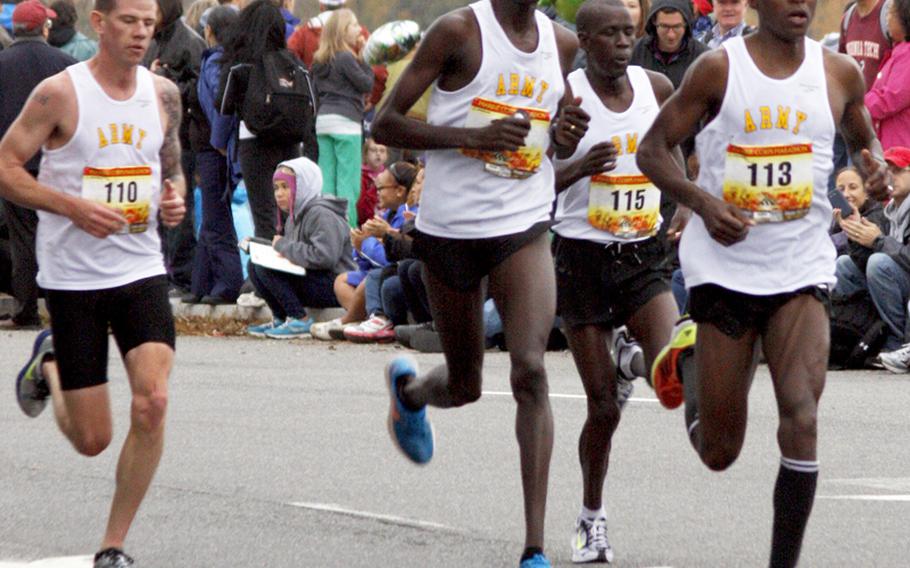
[371,0,588,566]
[0,0,186,565]
[552,0,684,562]
[636,1,889,566]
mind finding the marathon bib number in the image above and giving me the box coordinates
[82,166,153,234]
[588,174,661,239]
[461,97,550,179]
[723,143,813,224]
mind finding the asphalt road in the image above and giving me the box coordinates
[0,331,908,567]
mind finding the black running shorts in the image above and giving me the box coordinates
[688,283,831,340]
[45,275,176,391]
[553,234,672,328]
[412,221,553,291]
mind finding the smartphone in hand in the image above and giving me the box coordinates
[828,189,855,218]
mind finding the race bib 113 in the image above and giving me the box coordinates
[723,143,813,224]
[461,97,550,179]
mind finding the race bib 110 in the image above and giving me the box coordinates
[723,143,813,224]
[82,166,153,234]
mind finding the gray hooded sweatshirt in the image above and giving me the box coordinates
[272,157,356,275]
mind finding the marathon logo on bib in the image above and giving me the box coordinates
[723,143,813,224]
[461,97,550,179]
[82,166,153,234]
[588,174,661,239]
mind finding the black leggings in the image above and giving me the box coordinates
[238,138,299,240]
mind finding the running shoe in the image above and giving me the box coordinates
[612,326,642,409]
[344,314,395,343]
[263,317,314,339]
[247,318,285,338]
[879,343,910,374]
[571,515,614,564]
[16,329,53,418]
[650,316,697,410]
[520,553,552,567]
[94,548,134,568]
[395,322,433,349]
[236,291,266,308]
[385,356,434,465]
[310,318,358,341]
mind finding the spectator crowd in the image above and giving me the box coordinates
[2,0,910,372]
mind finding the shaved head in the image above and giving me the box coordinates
[576,0,627,34]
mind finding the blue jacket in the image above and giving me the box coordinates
[198,46,241,186]
[346,204,416,286]
[281,8,300,41]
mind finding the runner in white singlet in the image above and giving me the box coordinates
[0,0,186,565]
[636,1,890,566]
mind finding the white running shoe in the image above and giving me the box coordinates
[612,326,643,409]
[571,516,614,563]
[236,291,266,308]
[879,343,910,374]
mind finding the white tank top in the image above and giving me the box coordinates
[36,62,165,291]
[553,66,662,244]
[681,36,836,294]
[418,0,565,239]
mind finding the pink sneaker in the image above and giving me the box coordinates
[344,314,395,343]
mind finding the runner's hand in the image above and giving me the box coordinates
[466,113,531,152]
[698,196,753,246]
[666,205,692,242]
[861,149,891,201]
[159,180,186,228]
[553,97,590,153]
[71,198,127,238]
[575,141,618,178]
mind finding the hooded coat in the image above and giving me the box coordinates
[630,0,708,89]
[272,157,356,275]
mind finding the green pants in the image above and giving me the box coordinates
[317,133,361,228]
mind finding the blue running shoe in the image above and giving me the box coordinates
[16,329,53,418]
[264,317,313,339]
[385,356,434,465]
[520,553,552,567]
[247,318,284,338]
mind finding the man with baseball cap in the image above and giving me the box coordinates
[0,0,76,329]
[834,145,910,370]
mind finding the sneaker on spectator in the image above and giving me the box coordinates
[263,317,314,339]
[613,326,642,410]
[247,318,285,338]
[412,324,443,353]
[879,343,910,374]
[236,291,266,308]
[311,318,358,341]
[396,322,434,349]
[344,314,395,343]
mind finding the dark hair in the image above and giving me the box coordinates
[835,166,865,183]
[220,0,285,72]
[895,0,910,42]
[388,161,418,192]
[206,5,238,45]
[50,0,77,27]
[94,0,117,14]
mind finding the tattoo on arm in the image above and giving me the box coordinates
[159,82,184,188]
[35,94,50,106]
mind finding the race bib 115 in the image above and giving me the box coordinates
[588,174,661,239]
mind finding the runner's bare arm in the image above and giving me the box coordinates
[647,69,690,239]
[156,76,187,227]
[0,77,127,238]
[826,51,889,200]
[372,10,530,152]
[638,51,752,246]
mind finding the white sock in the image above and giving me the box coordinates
[580,505,606,521]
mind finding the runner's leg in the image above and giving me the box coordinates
[43,365,113,456]
[488,233,555,551]
[626,291,678,371]
[100,341,172,550]
[761,295,827,568]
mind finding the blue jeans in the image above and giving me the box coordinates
[249,264,338,321]
[671,268,688,314]
[835,253,910,349]
[364,267,407,324]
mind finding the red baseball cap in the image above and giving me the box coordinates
[884,147,910,169]
[12,0,57,33]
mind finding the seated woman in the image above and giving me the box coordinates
[311,161,419,340]
[247,157,355,338]
[831,166,887,273]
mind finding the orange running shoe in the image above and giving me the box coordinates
[650,316,697,409]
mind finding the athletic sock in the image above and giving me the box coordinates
[770,457,819,568]
[580,505,606,522]
[679,350,700,447]
[520,547,544,562]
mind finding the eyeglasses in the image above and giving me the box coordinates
[375,184,398,192]
[655,23,686,33]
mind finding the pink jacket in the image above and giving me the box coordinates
[866,42,910,151]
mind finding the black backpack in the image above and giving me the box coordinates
[829,290,887,369]
[241,50,317,141]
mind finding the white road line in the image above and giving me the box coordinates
[0,557,92,567]
[482,390,659,403]
[288,501,463,533]
[818,495,910,502]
